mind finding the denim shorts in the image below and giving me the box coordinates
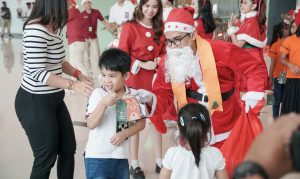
[84,158,129,179]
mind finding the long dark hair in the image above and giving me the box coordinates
[270,22,288,46]
[177,103,211,167]
[132,0,163,44]
[289,20,295,35]
[253,0,266,34]
[196,0,216,33]
[23,0,68,32]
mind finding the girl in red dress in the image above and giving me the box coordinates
[191,0,215,39]
[227,0,268,91]
[119,0,166,178]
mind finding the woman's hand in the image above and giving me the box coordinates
[72,80,94,98]
[78,74,94,85]
[228,13,237,27]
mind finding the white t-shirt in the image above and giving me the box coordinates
[162,146,225,179]
[109,1,135,25]
[85,87,155,159]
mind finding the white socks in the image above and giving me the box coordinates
[131,160,140,169]
[156,158,162,168]
[132,159,162,168]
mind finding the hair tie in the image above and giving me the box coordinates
[199,113,206,121]
[180,116,185,126]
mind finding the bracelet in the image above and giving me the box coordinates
[67,80,74,90]
[233,161,269,179]
[73,69,81,80]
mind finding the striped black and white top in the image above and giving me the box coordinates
[21,24,66,94]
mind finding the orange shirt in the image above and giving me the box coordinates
[268,39,285,78]
[280,35,300,78]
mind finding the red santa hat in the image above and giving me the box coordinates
[81,0,92,6]
[164,7,196,33]
[70,0,76,5]
[295,10,300,26]
[288,9,295,16]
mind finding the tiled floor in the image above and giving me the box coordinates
[0,38,299,179]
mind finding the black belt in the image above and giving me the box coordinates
[186,88,235,102]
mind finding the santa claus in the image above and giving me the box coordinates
[150,7,268,148]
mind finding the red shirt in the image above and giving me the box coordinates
[67,7,89,44]
[81,9,104,39]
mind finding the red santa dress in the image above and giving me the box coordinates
[119,22,166,91]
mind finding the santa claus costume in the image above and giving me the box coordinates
[150,7,268,147]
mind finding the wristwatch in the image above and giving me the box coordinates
[232,161,269,179]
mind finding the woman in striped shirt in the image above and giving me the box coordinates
[14,0,94,178]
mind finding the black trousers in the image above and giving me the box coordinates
[281,78,300,115]
[15,88,76,179]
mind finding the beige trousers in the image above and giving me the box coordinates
[69,41,91,76]
[85,38,100,78]
[1,19,11,35]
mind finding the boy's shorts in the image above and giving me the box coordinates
[84,158,129,179]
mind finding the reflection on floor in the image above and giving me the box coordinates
[0,38,299,179]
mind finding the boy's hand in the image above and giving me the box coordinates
[102,92,117,106]
[110,131,127,146]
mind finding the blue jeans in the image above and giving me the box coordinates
[84,158,129,179]
[272,78,285,118]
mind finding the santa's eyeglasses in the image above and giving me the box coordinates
[165,33,191,47]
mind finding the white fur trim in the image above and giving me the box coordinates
[134,89,157,117]
[81,0,92,6]
[241,91,265,101]
[148,92,157,117]
[245,11,258,18]
[131,60,141,75]
[209,130,231,145]
[237,34,267,48]
[227,26,240,35]
[164,22,196,33]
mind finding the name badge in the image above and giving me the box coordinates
[88,26,93,32]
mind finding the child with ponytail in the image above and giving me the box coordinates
[159,103,228,179]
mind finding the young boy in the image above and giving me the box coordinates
[84,48,156,179]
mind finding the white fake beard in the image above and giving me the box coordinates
[165,46,198,83]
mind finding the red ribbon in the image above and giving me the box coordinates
[203,0,206,6]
